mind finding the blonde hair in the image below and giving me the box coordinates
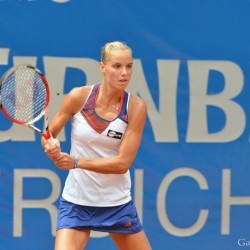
[101,41,132,64]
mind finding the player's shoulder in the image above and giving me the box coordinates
[64,85,92,114]
[67,85,93,103]
[128,94,147,116]
[129,94,146,109]
[69,85,92,98]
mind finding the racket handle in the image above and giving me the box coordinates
[43,130,57,146]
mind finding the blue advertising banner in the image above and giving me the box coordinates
[1,0,250,249]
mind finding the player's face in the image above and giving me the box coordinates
[100,49,133,90]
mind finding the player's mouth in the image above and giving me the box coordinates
[119,79,127,82]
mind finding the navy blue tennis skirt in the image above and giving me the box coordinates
[56,197,143,234]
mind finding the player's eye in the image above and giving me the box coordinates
[113,64,120,69]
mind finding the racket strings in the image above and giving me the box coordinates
[1,67,47,123]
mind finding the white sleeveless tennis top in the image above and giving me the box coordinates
[62,84,132,207]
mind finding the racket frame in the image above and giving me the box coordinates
[0,64,52,140]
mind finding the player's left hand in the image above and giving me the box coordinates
[53,153,75,170]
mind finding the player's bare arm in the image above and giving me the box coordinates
[41,86,91,155]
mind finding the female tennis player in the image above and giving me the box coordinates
[42,41,152,250]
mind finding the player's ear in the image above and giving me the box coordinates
[99,62,105,73]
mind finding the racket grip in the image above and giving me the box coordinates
[44,130,58,147]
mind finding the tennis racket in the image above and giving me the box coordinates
[0,64,55,145]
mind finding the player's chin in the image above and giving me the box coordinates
[118,81,129,89]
